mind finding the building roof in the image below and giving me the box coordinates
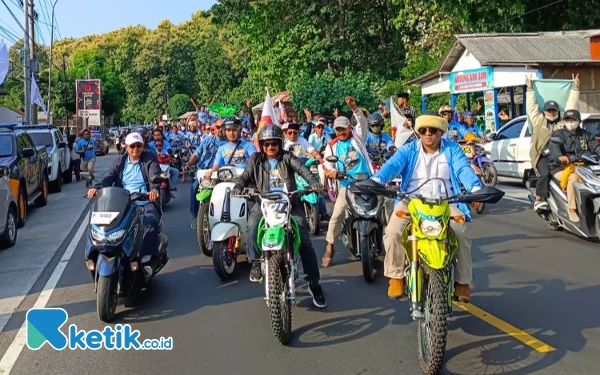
[252,91,290,111]
[408,30,600,85]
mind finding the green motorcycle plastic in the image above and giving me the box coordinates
[257,216,301,254]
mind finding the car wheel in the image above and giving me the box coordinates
[35,175,48,207]
[50,165,62,193]
[0,204,17,248]
[17,185,26,228]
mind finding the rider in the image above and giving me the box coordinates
[548,109,600,223]
[154,139,179,194]
[203,116,256,179]
[461,112,484,140]
[232,125,327,308]
[439,105,463,140]
[308,119,331,151]
[321,97,373,268]
[86,132,166,260]
[528,74,580,213]
[148,129,171,152]
[371,114,482,302]
[284,123,323,162]
[365,112,394,155]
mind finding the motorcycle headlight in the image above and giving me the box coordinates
[262,202,288,227]
[201,179,215,188]
[347,191,378,218]
[91,228,126,243]
[218,169,234,181]
[420,220,443,237]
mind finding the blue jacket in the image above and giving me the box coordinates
[372,139,482,221]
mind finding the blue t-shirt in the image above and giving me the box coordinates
[335,140,371,188]
[194,135,226,169]
[213,140,257,169]
[148,139,170,152]
[76,138,97,161]
[308,132,331,151]
[169,132,184,145]
[185,131,202,146]
[445,121,464,140]
[268,159,285,192]
[365,132,394,153]
[463,125,483,138]
[122,158,149,206]
[324,126,335,137]
[197,110,210,125]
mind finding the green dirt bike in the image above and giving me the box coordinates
[236,187,314,345]
[355,178,504,375]
[195,169,216,257]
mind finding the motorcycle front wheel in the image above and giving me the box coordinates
[306,203,320,236]
[360,232,377,282]
[196,204,212,256]
[268,252,292,345]
[481,163,498,187]
[418,264,449,375]
[97,273,119,322]
[212,239,237,281]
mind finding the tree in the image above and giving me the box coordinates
[168,94,193,118]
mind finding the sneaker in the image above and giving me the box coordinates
[250,261,263,283]
[533,201,549,212]
[190,217,197,230]
[320,214,331,222]
[308,281,327,308]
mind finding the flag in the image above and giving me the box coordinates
[31,74,49,119]
[278,98,288,122]
[207,102,237,118]
[390,96,413,147]
[529,79,573,133]
[0,40,8,86]
[259,89,279,127]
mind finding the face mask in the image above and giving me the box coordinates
[545,114,559,122]
[564,121,580,131]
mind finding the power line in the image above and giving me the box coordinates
[0,24,19,43]
[488,0,566,29]
[0,0,27,35]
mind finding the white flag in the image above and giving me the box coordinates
[260,88,279,126]
[0,40,8,86]
[390,96,413,147]
[31,74,49,118]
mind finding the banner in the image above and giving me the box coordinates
[450,67,494,94]
[528,79,573,133]
[207,102,236,118]
[0,41,8,86]
[483,89,497,132]
[31,74,49,118]
[76,79,101,126]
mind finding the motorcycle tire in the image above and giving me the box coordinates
[482,163,498,187]
[268,253,292,345]
[212,239,237,281]
[97,273,119,323]
[160,188,170,207]
[308,204,320,236]
[197,204,212,257]
[360,233,376,283]
[418,264,448,375]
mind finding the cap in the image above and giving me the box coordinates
[563,109,581,121]
[334,116,350,129]
[464,111,475,118]
[281,123,289,130]
[125,132,144,145]
[315,119,325,126]
[287,123,300,131]
[543,100,560,111]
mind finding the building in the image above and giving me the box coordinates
[0,107,23,124]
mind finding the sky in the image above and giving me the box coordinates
[0,0,217,48]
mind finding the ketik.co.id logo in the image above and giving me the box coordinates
[26,308,173,350]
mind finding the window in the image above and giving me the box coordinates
[21,133,34,149]
[29,132,54,148]
[497,120,525,140]
[583,118,600,137]
[0,135,13,157]
[16,134,27,155]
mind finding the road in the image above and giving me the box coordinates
[0,169,598,375]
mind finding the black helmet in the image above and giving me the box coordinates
[223,116,242,129]
[257,124,284,143]
[367,113,384,134]
[563,109,581,121]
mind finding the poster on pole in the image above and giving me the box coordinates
[76,79,101,126]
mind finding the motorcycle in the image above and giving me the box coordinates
[355,178,504,375]
[528,150,600,238]
[295,158,321,235]
[208,165,248,280]
[326,155,385,282]
[459,141,498,187]
[156,153,172,207]
[195,168,216,257]
[236,187,314,345]
[84,177,169,322]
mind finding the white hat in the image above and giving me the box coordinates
[125,132,144,145]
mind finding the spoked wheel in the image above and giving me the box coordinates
[197,204,212,256]
[268,253,292,345]
[212,238,237,280]
[481,163,498,187]
[418,264,449,375]
[307,203,320,236]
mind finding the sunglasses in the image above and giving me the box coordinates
[263,141,279,149]
[441,111,454,116]
[315,125,324,129]
[287,131,299,135]
[129,143,144,149]
[418,127,440,135]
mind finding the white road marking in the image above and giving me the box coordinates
[0,215,88,374]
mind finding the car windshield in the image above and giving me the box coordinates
[0,135,13,157]
[29,132,54,148]
[583,118,600,137]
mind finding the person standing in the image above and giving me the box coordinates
[68,133,81,182]
[75,129,97,187]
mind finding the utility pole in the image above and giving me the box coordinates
[62,55,68,131]
[48,0,59,125]
[23,0,31,125]
[29,0,38,124]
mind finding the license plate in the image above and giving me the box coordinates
[91,212,119,225]
[461,146,473,155]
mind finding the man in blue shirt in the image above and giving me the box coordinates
[148,129,171,152]
[86,132,167,262]
[461,112,484,140]
[75,129,98,187]
[308,119,331,151]
[439,105,464,141]
[365,113,394,155]
[371,114,482,302]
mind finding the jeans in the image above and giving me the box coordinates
[318,196,327,216]
[140,203,161,257]
[169,168,180,187]
[247,203,320,281]
[190,179,199,217]
[71,159,81,181]
[535,155,550,199]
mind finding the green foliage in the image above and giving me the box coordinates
[168,94,193,118]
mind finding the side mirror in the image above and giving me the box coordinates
[58,141,67,148]
[459,186,505,204]
[22,148,35,157]
[326,155,339,163]
[150,175,167,184]
[488,132,497,140]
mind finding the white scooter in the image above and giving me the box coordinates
[208,165,248,280]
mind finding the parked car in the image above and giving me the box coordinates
[0,125,49,227]
[483,113,600,185]
[18,125,72,192]
[0,165,18,248]
[93,134,110,156]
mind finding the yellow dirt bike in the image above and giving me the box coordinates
[356,178,504,375]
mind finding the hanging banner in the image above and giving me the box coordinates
[76,79,101,126]
[0,41,8,86]
[483,89,497,132]
[450,67,494,94]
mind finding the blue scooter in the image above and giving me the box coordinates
[295,158,321,235]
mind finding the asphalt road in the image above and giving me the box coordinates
[0,174,599,375]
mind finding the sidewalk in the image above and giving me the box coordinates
[0,151,117,333]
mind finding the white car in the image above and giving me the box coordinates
[483,113,600,185]
[24,125,72,192]
[0,166,18,248]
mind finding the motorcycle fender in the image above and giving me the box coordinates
[479,157,492,165]
[261,227,286,251]
[196,188,212,202]
[301,192,318,204]
[354,220,376,236]
[417,239,449,270]
[211,223,239,242]
[97,254,120,277]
